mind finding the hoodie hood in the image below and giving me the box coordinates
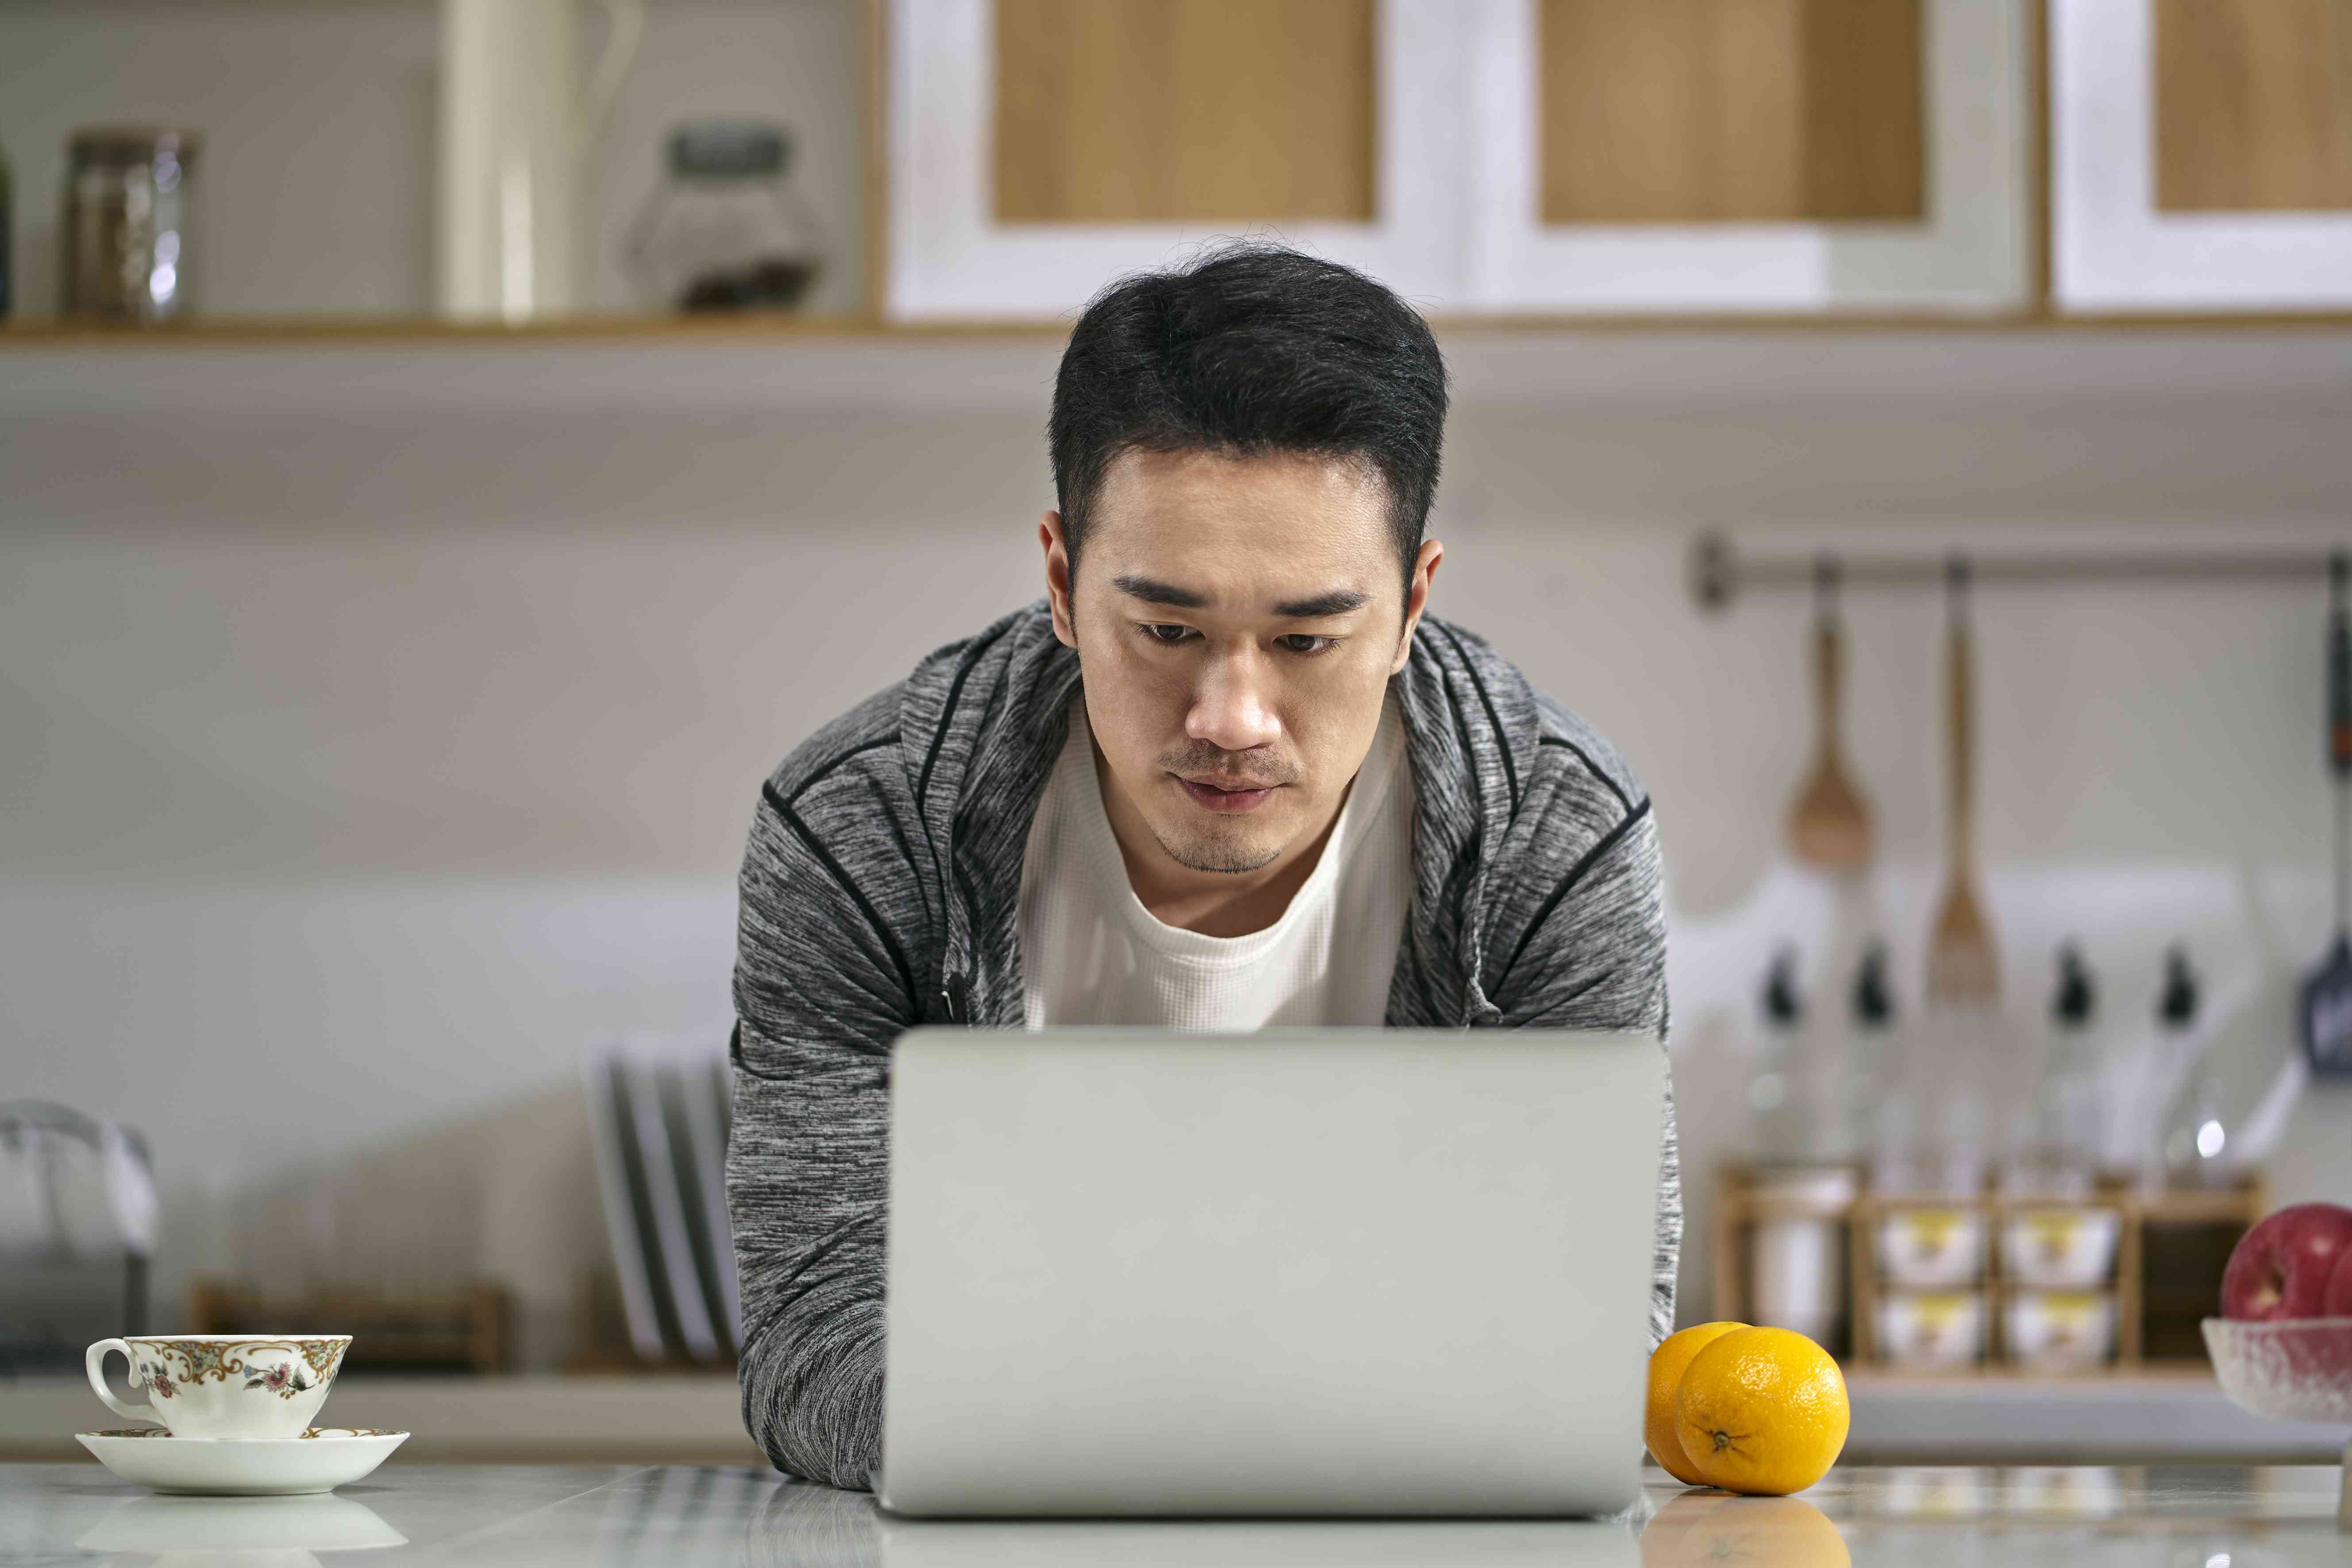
[896,600,1533,1028]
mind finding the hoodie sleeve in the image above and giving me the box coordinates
[728,721,928,1492]
[1489,784,1680,1356]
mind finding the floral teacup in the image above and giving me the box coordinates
[86,1335,351,1440]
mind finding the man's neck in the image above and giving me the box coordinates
[1093,739,1350,939]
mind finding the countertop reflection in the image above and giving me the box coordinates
[11,1462,2352,1566]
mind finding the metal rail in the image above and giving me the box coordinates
[1691,532,2345,612]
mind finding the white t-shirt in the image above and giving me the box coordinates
[1018,691,1416,1031]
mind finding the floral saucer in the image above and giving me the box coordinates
[76,1426,409,1496]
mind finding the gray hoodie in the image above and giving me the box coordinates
[728,600,1678,1489]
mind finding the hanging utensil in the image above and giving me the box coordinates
[1789,559,1875,869]
[2303,549,2352,1075]
[1926,558,2000,1008]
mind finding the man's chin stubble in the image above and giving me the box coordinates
[1149,823,1281,876]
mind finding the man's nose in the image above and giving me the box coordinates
[1186,644,1281,755]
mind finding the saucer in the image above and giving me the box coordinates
[76,1427,409,1495]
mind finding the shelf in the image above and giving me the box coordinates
[0,315,1047,345]
[1714,1163,2265,1375]
[12,308,2352,348]
[1840,1367,2345,1462]
[9,320,2352,418]
[1843,1361,2219,1387]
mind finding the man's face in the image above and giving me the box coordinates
[1044,447,1436,878]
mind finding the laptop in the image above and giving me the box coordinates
[878,1027,1666,1518]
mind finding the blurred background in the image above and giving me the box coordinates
[4,0,2352,1467]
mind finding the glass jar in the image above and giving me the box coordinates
[624,121,824,314]
[1,137,15,318]
[62,127,199,322]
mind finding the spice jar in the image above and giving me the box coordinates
[624,121,824,314]
[62,127,199,323]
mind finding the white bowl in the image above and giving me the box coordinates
[2001,1208,2121,1289]
[2006,1291,2116,1368]
[1878,1208,1986,1288]
[1877,1291,1984,1368]
[2202,1318,2352,1425]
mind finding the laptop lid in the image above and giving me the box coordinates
[879,1028,1666,1518]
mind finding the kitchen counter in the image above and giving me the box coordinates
[9,1369,2340,1465]
[0,1375,766,1464]
[10,1462,2352,1565]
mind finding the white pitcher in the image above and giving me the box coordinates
[438,0,643,322]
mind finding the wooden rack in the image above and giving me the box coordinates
[1715,1163,2265,1374]
[558,1267,737,1376]
[186,1281,512,1375]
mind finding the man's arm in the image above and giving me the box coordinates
[1490,794,1679,1352]
[727,729,924,1491]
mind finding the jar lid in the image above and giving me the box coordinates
[667,121,787,179]
[70,127,201,165]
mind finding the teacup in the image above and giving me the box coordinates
[86,1335,351,1440]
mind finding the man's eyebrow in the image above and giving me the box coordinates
[1112,574,1209,609]
[1110,576,1369,619]
[1274,589,1370,619]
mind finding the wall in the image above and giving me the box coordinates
[4,336,2349,1362]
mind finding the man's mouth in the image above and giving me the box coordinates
[1175,774,1280,814]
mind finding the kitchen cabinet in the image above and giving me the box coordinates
[885,0,2031,320]
[1465,0,2033,314]
[2054,0,2352,311]
[17,0,2352,337]
[989,0,1376,224]
[885,0,1470,320]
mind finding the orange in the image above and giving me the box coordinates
[1672,1325,1849,1496]
[1640,1491,1851,1568]
[1643,1321,1748,1485]
[1671,1326,1849,1496]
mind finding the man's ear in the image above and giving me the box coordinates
[1041,510,1078,649]
[1391,539,1444,674]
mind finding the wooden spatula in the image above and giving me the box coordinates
[1926,561,1999,1008]
[1788,567,1875,870]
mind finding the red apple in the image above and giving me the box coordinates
[2222,1204,2352,1321]
[2325,1245,2352,1318]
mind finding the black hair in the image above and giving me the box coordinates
[1048,242,1449,601]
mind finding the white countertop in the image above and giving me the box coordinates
[11,1461,2352,1565]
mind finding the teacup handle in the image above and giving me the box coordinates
[85,1339,161,1427]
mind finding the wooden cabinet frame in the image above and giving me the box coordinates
[2054,0,2352,310]
[882,0,1473,320]
[1464,0,2036,313]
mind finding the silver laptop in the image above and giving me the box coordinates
[878,1027,1666,1518]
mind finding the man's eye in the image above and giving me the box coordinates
[1140,623,1197,645]
[1280,635,1336,656]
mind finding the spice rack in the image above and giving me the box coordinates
[1713,1163,2265,1373]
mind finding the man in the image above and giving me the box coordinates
[728,244,1678,1491]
